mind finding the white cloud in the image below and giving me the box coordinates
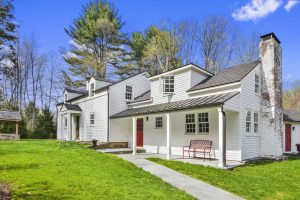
[232,0,282,21]
[284,0,299,11]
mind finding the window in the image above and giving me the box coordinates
[90,113,95,126]
[185,114,195,134]
[125,85,132,100]
[246,111,251,133]
[64,93,68,102]
[155,117,163,128]
[254,112,259,133]
[198,113,209,134]
[163,76,174,94]
[255,74,260,93]
[64,117,68,128]
[90,83,95,96]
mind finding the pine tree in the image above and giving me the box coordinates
[64,0,127,80]
[33,108,55,139]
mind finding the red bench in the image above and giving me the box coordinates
[183,140,212,159]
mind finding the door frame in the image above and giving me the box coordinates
[75,115,80,140]
[136,118,144,147]
[285,124,292,152]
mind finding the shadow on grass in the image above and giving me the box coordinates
[0,163,40,171]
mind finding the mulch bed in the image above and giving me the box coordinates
[0,183,10,200]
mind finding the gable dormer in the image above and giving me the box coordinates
[148,64,212,104]
[86,77,113,97]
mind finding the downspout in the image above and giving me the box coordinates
[221,104,226,167]
[107,88,110,143]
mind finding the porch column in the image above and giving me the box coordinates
[68,112,72,141]
[15,121,19,139]
[132,117,137,155]
[218,106,226,168]
[166,113,171,160]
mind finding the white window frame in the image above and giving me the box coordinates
[198,112,209,135]
[155,117,163,128]
[125,85,133,100]
[90,83,95,97]
[255,74,260,94]
[163,76,174,94]
[185,114,196,135]
[254,112,259,133]
[246,111,251,133]
[90,113,95,126]
[64,93,68,102]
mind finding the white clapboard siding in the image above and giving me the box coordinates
[109,72,150,115]
[240,64,261,160]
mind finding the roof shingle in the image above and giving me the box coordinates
[0,110,22,121]
[283,110,300,122]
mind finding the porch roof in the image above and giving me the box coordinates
[283,110,300,122]
[110,91,239,118]
[0,110,22,121]
[62,104,82,112]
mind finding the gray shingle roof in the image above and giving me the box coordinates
[63,104,82,111]
[187,60,261,92]
[0,110,22,121]
[129,90,151,103]
[111,91,239,118]
[65,87,87,94]
[283,110,300,122]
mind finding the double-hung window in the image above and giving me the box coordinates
[255,74,260,94]
[125,85,132,100]
[90,113,95,126]
[246,111,251,133]
[155,117,163,128]
[64,117,68,128]
[198,113,209,134]
[90,83,95,96]
[254,112,259,133]
[163,76,174,94]
[185,114,196,134]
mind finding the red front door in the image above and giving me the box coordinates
[285,124,291,152]
[137,118,143,147]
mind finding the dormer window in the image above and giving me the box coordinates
[64,93,68,102]
[125,85,132,100]
[163,76,174,94]
[90,83,95,96]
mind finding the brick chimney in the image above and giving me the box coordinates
[259,32,283,157]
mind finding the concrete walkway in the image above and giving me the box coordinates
[119,154,244,200]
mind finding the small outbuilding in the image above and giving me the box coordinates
[0,110,22,140]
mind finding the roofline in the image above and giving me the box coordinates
[127,98,153,105]
[148,63,213,80]
[187,82,241,94]
[110,71,150,86]
[110,103,223,119]
[66,85,109,102]
[260,32,281,44]
[187,60,260,93]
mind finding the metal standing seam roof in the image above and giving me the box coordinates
[110,91,239,118]
[0,110,22,121]
[187,60,261,92]
[63,104,82,112]
[283,110,300,122]
[128,90,151,104]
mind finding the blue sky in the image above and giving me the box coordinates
[14,0,300,86]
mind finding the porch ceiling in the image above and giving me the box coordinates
[110,91,239,118]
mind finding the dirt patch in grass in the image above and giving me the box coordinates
[0,182,10,200]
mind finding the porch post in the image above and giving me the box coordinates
[132,117,137,155]
[68,112,72,141]
[15,121,19,139]
[218,106,226,168]
[166,113,171,160]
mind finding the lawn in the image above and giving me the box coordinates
[0,140,194,199]
[148,157,300,200]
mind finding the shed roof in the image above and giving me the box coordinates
[187,60,261,92]
[283,110,300,122]
[111,91,239,118]
[0,110,22,121]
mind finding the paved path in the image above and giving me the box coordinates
[119,154,244,200]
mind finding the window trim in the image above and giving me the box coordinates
[155,117,163,128]
[255,74,260,94]
[90,113,95,127]
[246,111,251,133]
[254,112,259,133]
[185,114,196,135]
[125,85,133,100]
[162,76,174,95]
[198,112,209,135]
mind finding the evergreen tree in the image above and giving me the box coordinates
[64,0,127,80]
[33,108,55,139]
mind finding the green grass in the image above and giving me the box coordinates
[0,140,194,199]
[148,157,300,200]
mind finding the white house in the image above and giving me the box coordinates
[57,33,300,167]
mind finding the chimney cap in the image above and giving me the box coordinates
[260,32,281,44]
